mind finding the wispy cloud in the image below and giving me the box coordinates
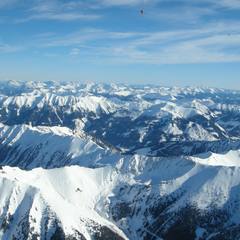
[98,0,240,9]
[2,0,240,11]
[100,0,152,7]
[17,12,100,22]
[167,0,240,10]
[209,0,240,9]
[37,28,143,47]
[3,0,240,24]
[69,48,81,56]
[0,43,22,53]
[15,0,102,23]
[28,21,240,64]
[0,0,18,9]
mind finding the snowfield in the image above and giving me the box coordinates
[0,165,128,240]
[192,150,240,167]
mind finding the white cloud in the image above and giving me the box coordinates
[5,0,240,25]
[100,0,147,6]
[0,0,18,8]
[31,21,240,64]
[176,0,240,9]
[70,48,81,56]
[17,12,100,22]
[98,0,240,9]
[15,0,102,23]
[211,0,240,9]
[0,43,22,53]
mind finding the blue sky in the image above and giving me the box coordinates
[0,0,240,89]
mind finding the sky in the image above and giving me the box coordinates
[0,0,240,89]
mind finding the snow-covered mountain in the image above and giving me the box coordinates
[1,152,240,239]
[0,80,240,156]
[0,80,240,239]
[0,166,127,240]
[0,123,120,169]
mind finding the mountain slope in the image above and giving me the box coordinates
[104,152,240,240]
[0,165,127,240]
[0,123,120,169]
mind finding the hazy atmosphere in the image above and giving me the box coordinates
[0,0,239,88]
